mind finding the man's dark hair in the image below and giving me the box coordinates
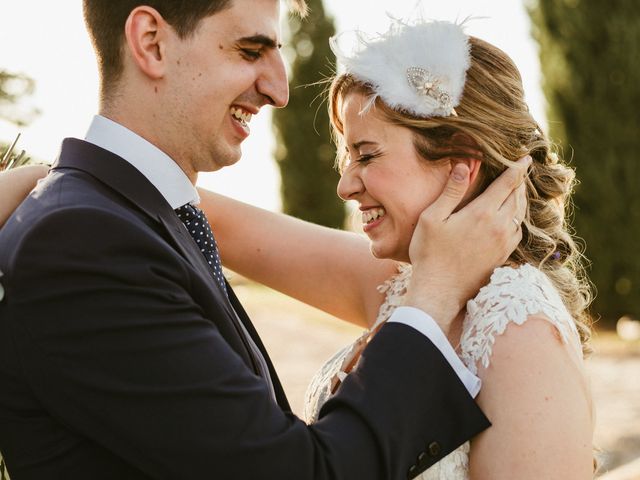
[83,0,308,97]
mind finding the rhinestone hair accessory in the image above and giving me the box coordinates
[330,18,471,118]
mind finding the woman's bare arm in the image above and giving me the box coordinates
[469,317,594,479]
[198,188,398,327]
[0,165,49,229]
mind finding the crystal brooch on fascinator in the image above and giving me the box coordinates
[406,67,454,115]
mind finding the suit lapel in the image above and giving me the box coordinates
[226,285,291,411]
[52,138,257,371]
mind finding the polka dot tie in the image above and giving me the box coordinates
[175,203,228,296]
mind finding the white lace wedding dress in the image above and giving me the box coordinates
[303,263,582,479]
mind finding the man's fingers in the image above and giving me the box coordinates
[427,163,470,221]
[471,155,531,212]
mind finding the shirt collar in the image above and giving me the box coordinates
[84,115,199,209]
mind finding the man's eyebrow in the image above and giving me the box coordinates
[238,34,281,49]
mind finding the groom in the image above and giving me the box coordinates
[0,1,527,478]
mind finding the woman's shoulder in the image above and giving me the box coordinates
[460,263,581,374]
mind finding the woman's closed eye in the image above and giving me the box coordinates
[339,150,381,174]
[355,152,380,164]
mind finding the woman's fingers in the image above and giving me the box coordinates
[471,156,531,213]
[423,162,471,222]
[499,180,528,226]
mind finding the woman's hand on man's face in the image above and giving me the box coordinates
[404,156,531,337]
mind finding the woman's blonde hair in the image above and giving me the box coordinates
[329,36,593,356]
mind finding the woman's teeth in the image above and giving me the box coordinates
[230,107,252,126]
[362,208,386,225]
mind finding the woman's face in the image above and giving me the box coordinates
[337,92,452,262]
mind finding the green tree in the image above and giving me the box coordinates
[1,69,39,175]
[272,0,345,228]
[529,0,640,324]
[0,70,38,127]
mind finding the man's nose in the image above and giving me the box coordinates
[257,51,289,108]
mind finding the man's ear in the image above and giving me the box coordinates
[124,6,168,80]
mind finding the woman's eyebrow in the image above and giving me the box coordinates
[351,140,377,149]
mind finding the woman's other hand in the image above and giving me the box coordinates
[0,164,50,229]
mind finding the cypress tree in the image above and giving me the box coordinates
[272,0,345,228]
[529,0,640,324]
[0,70,38,127]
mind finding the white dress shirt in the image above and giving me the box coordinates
[85,115,199,209]
[85,115,481,398]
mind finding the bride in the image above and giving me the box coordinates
[199,19,595,479]
[1,19,594,479]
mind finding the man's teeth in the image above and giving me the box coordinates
[362,208,386,224]
[230,107,252,126]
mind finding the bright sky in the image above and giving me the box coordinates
[0,0,544,211]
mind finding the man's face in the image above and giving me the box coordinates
[162,0,288,178]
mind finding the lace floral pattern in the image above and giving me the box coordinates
[303,263,581,479]
[461,264,579,375]
[303,264,411,424]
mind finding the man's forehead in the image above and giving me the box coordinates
[212,0,282,42]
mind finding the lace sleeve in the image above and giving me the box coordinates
[303,263,412,423]
[372,262,412,329]
[460,264,581,375]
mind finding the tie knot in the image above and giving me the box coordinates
[175,203,203,223]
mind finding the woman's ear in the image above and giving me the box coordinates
[447,132,483,193]
[447,157,481,210]
[466,157,482,186]
[449,155,481,184]
[124,6,168,80]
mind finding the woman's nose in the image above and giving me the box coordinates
[337,168,364,201]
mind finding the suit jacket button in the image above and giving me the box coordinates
[407,465,418,479]
[417,452,427,464]
[428,441,441,457]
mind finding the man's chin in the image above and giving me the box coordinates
[208,147,243,171]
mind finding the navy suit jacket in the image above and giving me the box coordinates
[0,139,489,479]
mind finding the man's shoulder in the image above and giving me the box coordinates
[3,169,130,230]
[0,169,152,267]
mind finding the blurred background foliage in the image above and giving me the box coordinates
[272,0,345,229]
[0,70,39,127]
[529,0,640,326]
[2,0,638,324]
[0,70,38,174]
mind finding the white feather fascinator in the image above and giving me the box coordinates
[330,19,471,118]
